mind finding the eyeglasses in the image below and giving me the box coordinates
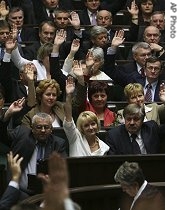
[97,16,111,21]
[34,125,52,130]
[146,66,161,72]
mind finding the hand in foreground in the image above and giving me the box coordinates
[7,151,23,183]
[38,152,69,210]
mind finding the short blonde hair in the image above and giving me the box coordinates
[36,79,61,104]
[76,111,101,134]
[124,83,144,101]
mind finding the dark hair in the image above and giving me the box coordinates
[88,81,109,103]
[145,56,161,68]
[0,20,11,30]
[39,20,57,32]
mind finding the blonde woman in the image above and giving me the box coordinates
[63,77,109,157]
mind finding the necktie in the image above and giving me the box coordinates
[17,31,22,43]
[0,47,5,60]
[91,13,97,25]
[49,10,54,20]
[131,134,141,154]
[145,84,152,102]
[140,68,145,77]
[36,143,45,161]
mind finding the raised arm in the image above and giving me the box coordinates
[62,39,80,74]
[64,76,75,122]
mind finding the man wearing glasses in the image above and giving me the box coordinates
[1,108,67,199]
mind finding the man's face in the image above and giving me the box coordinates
[124,114,143,134]
[42,0,59,9]
[133,48,152,67]
[39,23,56,44]
[96,10,112,28]
[143,26,161,44]
[121,183,139,197]
[32,118,52,142]
[54,12,70,29]
[150,14,165,30]
[8,10,24,30]
[144,61,161,82]
[0,27,10,43]
[85,0,100,12]
[92,33,108,48]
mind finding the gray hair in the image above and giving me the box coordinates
[114,161,145,186]
[90,25,107,39]
[132,42,151,55]
[123,103,145,120]
[32,112,53,125]
[90,47,104,63]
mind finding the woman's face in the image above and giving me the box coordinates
[81,119,98,137]
[141,0,153,15]
[91,90,107,110]
[41,87,57,108]
[128,91,145,107]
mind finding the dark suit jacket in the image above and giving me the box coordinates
[78,9,92,26]
[0,186,20,210]
[23,41,40,60]
[132,184,165,210]
[31,0,74,24]
[105,120,161,155]
[7,125,67,171]
[20,27,38,42]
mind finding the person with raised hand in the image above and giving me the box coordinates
[63,76,109,157]
[0,151,23,210]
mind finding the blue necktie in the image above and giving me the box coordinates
[0,47,5,60]
[131,134,141,154]
[36,143,44,161]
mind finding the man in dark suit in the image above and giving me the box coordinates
[103,42,152,87]
[23,20,56,60]
[31,0,74,25]
[7,7,38,43]
[1,110,67,198]
[78,0,101,25]
[114,161,165,210]
[105,103,161,155]
[0,152,23,210]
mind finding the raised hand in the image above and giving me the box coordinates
[111,30,125,48]
[54,29,67,46]
[25,63,37,81]
[69,11,80,30]
[66,76,75,95]
[7,151,23,183]
[5,33,17,53]
[38,152,69,210]
[70,39,80,55]
[8,97,25,114]
[127,0,139,17]
[0,0,9,19]
[85,50,94,70]
[72,60,84,78]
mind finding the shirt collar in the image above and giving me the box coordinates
[130,180,148,210]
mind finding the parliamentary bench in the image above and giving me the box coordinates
[28,154,165,194]
[22,182,165,210]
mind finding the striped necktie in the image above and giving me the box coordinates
[145,84,152,102]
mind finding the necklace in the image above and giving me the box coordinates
[89,139,99,148]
